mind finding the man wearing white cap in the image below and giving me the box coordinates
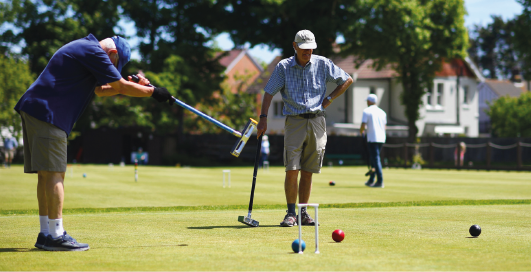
[257,29,353,227]
[360,94,387,188]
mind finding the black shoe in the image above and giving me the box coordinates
[370,182,384,188]
[280,211,297,227]
[34,233,47,249]
[364,180,373,187]
[43,231,89,251]
[364,168,375,176]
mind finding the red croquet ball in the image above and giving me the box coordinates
[332,229,345,242]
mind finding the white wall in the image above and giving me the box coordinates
[419,77,479,137]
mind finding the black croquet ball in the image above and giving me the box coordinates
[329,181,335,186]
[469,224,481,237]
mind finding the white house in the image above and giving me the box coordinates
[249,55,484,137]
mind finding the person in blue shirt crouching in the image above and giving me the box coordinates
[14,34,173,251]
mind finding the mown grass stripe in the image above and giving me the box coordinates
[2,199,530,216]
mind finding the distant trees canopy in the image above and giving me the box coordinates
[0,54,34,139]
[208,0,355,58]
[514,0,531,81]
[487,92,531,137]
[468,16,519,80]
[0,0,228,140]
[468,0,531,82]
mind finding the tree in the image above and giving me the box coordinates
[190,72,259,134]
[5,0,123,75]
[487,92,531,137]
[513,0,531,80]
[209,0,355,58]
[341,0,468,141]
[121,0,228,139]
[0,54,35,139]
[2,0,228,141]
[468,16,518,79]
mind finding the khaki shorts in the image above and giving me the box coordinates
[20,111,67,173]
[4,149,15,159]
[284,115,327,173]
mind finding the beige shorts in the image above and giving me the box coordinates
[4,149,15,159]
[284,115,327,173]
[20,111,67,173]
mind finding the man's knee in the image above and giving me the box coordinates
[300,170,313,178]
[38,171,65,183]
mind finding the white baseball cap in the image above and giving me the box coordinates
[367,94,378,103]
[294,30,317,49]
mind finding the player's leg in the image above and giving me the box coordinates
[369,143,384,188]
[282,116,307,227]
[298,115,326,226]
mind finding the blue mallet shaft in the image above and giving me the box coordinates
[170,96,242,138]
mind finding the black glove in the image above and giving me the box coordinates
[151,87,174,106]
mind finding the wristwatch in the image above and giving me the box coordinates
[326,96,334,102]
[259,114,268,118]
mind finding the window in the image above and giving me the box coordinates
[436,83,444,106]
[426,86,433,105]
[273,101,284,117]
[369,86,376,94]
[463,86,469,104]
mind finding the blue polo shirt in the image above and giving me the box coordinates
[14,34,122,136]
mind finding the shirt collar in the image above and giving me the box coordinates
[290,53,312,68]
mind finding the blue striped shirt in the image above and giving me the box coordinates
[264,54,351,115]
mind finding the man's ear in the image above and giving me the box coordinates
[108,48,118,55]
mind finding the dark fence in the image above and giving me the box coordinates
[61,127,531,171]
[381,137,531,171]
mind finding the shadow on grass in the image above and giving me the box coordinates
[0,248,41,253]
[188,224,280,229]
[95,244,189,249]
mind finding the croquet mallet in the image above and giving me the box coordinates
[237,134,262,227]
[130,75,257,157]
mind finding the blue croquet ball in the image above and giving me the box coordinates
[291,239,306,253]
[83,173,87,178]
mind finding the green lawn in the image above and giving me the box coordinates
[0,165,530,270]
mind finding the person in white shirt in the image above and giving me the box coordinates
[360,94,387,188]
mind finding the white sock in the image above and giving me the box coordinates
[39,215,49,235]
[48,218,65,238]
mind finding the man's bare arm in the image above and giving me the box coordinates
[257,92,274,137]
[106,78,154,97]
[322,77,353,108]
[95,74,154,97]
[360,123,366,135]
